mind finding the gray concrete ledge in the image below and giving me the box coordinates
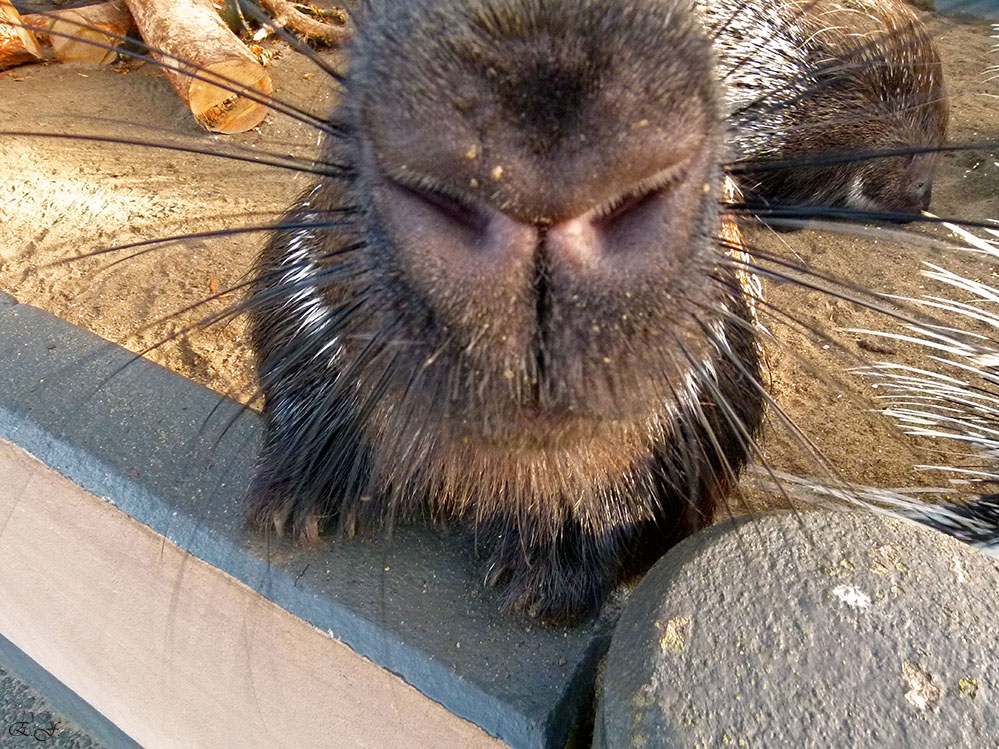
[0,292,613,748]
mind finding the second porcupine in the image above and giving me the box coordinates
[703,0,949,216]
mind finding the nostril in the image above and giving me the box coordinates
[595,189,657,226]
[594,180,675,229]
[379,174,539,275]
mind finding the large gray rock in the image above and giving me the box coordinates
[596,511,999,747]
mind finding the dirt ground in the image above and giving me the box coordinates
[1,9,997,504]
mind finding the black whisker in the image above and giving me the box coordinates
[0,131,353,179]
[727,142,999,175]
[47,214,358,268]
[13,15,341,134]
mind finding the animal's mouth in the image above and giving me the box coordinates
[441,404,642,453]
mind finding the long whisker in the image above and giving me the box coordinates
[25,112,341,174]
[727,142,999,175]
[13,16,341,134]
[47,214,358,268]
[0,131,352,179]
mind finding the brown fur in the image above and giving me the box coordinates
[709,0,949,214]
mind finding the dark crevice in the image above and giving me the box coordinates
[531,229,551,406]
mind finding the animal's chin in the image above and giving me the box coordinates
[435,384,676,453]
[413,331,704,447]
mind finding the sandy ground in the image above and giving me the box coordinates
[1,9,997,505]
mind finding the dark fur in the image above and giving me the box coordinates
[246,0,764,624]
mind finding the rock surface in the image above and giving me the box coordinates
[596,511,999,747]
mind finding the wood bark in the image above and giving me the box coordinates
[258,0,349,45]
[24,1,135,64]
[0,0,42,70]
[124,0,272,133]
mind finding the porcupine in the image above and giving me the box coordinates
[245,0,765,625]
[701,0,949,218]
[2,0,994,626]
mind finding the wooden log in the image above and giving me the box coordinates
[259,0,350,45]
[24,1,135,64]
[123,0,272,133]
[0,0,42,69]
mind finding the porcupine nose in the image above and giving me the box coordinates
[380,173,677,291]
[486,212,637,276]
[915,179,932,210]
[889,179,932,222]
[477,212,605,273]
